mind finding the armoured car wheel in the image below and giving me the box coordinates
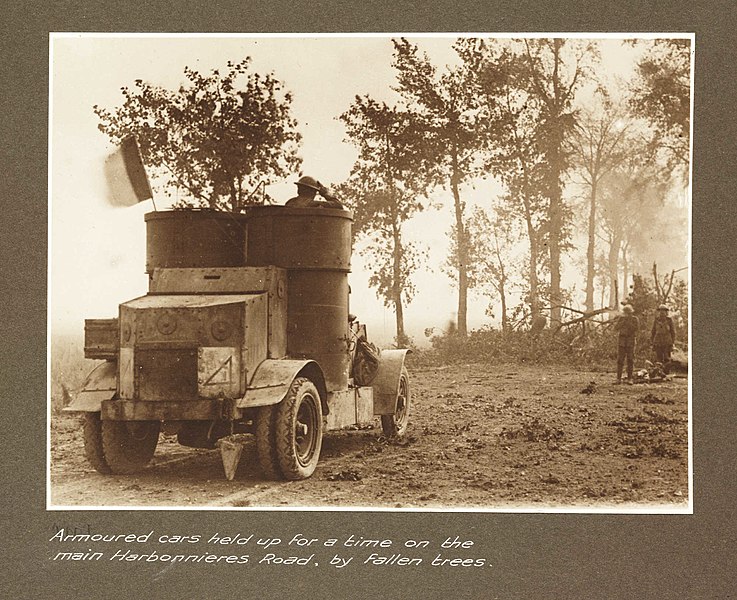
[381,367,410,437]
[274,377,323,480]
[101,420,160,474]
[82,412,111,474]
[255,405,282,480]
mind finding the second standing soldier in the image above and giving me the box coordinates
[651,304,676,372]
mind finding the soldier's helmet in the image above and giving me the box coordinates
[295,175,321,191]
[622,304,634,314]
[658,304,668,311]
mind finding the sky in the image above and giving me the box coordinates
[49,34,691,346]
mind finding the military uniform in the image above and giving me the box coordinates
[285,194,343,209]
[615,312,639,382]
[285,175,343,209]
[651,313,676,369]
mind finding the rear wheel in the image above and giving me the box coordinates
[381,367,410,437]
[274,377,323,480]
[82,412,111,474]
[255,405,282,480]
[102,420,160,474]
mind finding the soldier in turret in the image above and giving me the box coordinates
[285,175,343,209]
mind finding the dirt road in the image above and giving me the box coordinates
[49,364,689,510]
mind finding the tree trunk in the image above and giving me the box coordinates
[621,245,629,303]
[492,225,509,335]
[227,179,238,212]
[394,295,405,343]
[528,237,540,319]
[585,185,597,313]
[548,168,563,326]
[391,221,406,343]
[450,156,468,338]
[499,278,508,335]
[547,38,564,327]
[520,189,540,320]
[608,233,621,308]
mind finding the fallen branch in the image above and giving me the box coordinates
[555,307,613,332]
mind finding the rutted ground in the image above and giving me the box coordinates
[49,363,689,509]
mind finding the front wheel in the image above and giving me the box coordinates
[255,405,282,480]
[381,366,411,437]
[274,377,323,480]
[82,412,111,474]
[101,420,160,474]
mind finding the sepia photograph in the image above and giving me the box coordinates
[48,33,692,511]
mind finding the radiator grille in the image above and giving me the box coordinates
[136,348,198,400]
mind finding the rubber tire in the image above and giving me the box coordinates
[381,366,411,437]
[255,405,282,480]
[101,420,160,474]
[82,412,111,474]
[274,377,323,480]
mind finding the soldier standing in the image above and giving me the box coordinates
[651,304,676,372]
[615,304,639,384]
[285,175,343,209]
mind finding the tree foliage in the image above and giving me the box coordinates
[339,96,434,343]
[390,38,488,337]
[358,232,427,312]
[514,39,599,325]
[466,205,518,333]
[94,59,302,211]
[458,38,596,323]
[629,39,691,170]
[569,94,631,312]
[473,44,548,320]
[597,135,668,307]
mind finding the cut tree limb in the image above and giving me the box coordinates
[555,307,612,332]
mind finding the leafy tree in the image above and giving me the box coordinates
[466,205,517,333]
[339,96,434,344]
[456,38,549,322]
[629,39,691,171]
[597,139,667,308]
[94,59,302,211]
[599,173,641,309]
[391,38,486,337]
[516,38,599,325]
[457,38,600,325]
[569,96,631,313]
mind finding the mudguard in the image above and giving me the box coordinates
[64,359,329,414]
[372,349,411,415]
[237,359,328,413]
[63,361,117,413]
